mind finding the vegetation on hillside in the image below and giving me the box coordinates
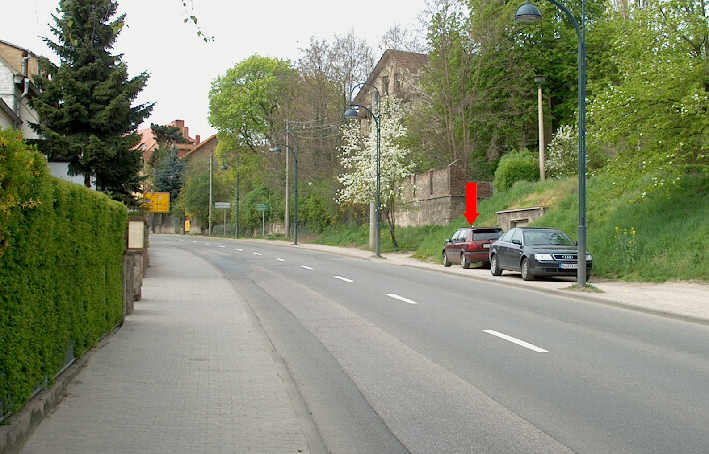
[412,174,709,282]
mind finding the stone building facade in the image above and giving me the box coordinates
[352,49,428,135]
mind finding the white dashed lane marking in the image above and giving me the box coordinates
[301,265,313,270]
[386,293,418,305]
[277,258,285,262]
[333,276,353,283]
[253,252,263,256]
[235,248,243,252]
[483,330,549,353]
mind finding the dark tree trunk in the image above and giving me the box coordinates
[384,197,399,250]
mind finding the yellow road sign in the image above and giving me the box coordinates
[184,220,191,232]
[143,192,170,213]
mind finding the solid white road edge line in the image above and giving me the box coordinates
[301,265,313,270]
[386,293,418,305]
[482,329,549,353]
[333,276,353,283]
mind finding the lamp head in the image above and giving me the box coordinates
[515,1,542,24]
[344,107,359,119]
[220,164,228,171]
[270,146,282,153]
[534,75,545,85]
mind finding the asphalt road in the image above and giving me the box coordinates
[157,235,709,454]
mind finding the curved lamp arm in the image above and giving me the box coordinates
[348,103,381,127]
[546,0,580,39]
[349,81,381,117]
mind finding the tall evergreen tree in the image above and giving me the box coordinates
[153,149,185,204]
[30,0,153,202]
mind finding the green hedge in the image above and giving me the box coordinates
[0,129,127,418]
[493,150,539,192]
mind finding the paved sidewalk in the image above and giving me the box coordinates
[237,238,709,324]
[21,246,310,454]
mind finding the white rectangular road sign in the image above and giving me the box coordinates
[215,202,231,209]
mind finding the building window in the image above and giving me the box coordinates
[382,76,389,96]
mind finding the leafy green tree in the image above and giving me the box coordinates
[30,0,153,202]
[588,0,708,189]
[209,55,294,152]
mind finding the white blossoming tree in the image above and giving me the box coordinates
[337,96,414,249]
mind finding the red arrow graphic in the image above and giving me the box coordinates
[464,183,480,225]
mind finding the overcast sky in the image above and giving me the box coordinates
[3,0,429,139]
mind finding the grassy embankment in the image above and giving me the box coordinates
[314,174,709,282]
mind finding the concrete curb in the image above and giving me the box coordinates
[0,327,119,454]
[209,236,709,327]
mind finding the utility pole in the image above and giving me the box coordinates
[535,75,546,180]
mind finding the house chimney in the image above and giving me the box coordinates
[195,135,201,145]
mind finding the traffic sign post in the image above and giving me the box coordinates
[255,203,269,237]
[143,192,170,213]
[215,202,231,235]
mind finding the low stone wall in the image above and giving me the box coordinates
[123,251,144,316]
[147,213,185,234]
[496,206,546,231]
[396,196,466,227]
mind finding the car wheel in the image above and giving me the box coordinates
[490,254,502,276]
[521,258,535,281]
[461,253,471,269]
[443,251,451,267]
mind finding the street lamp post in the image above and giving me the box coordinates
[535,75,546,181]
[344,82,382,258]
[208,151,213,237]
[515,0,588,285]
[270,133,298,246]
[234,153,239,239]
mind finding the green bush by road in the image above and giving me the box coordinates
[0,129,127,418]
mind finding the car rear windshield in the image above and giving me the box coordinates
[472,230,502,241]
[523,230,575,246]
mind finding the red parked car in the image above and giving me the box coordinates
[443,227,503,269]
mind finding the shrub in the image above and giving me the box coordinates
[546,125,578,178]
[493,149,539,192]
[0,128,127,418]
[546,124,609,178]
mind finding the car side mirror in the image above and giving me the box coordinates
[512,239,522,246]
